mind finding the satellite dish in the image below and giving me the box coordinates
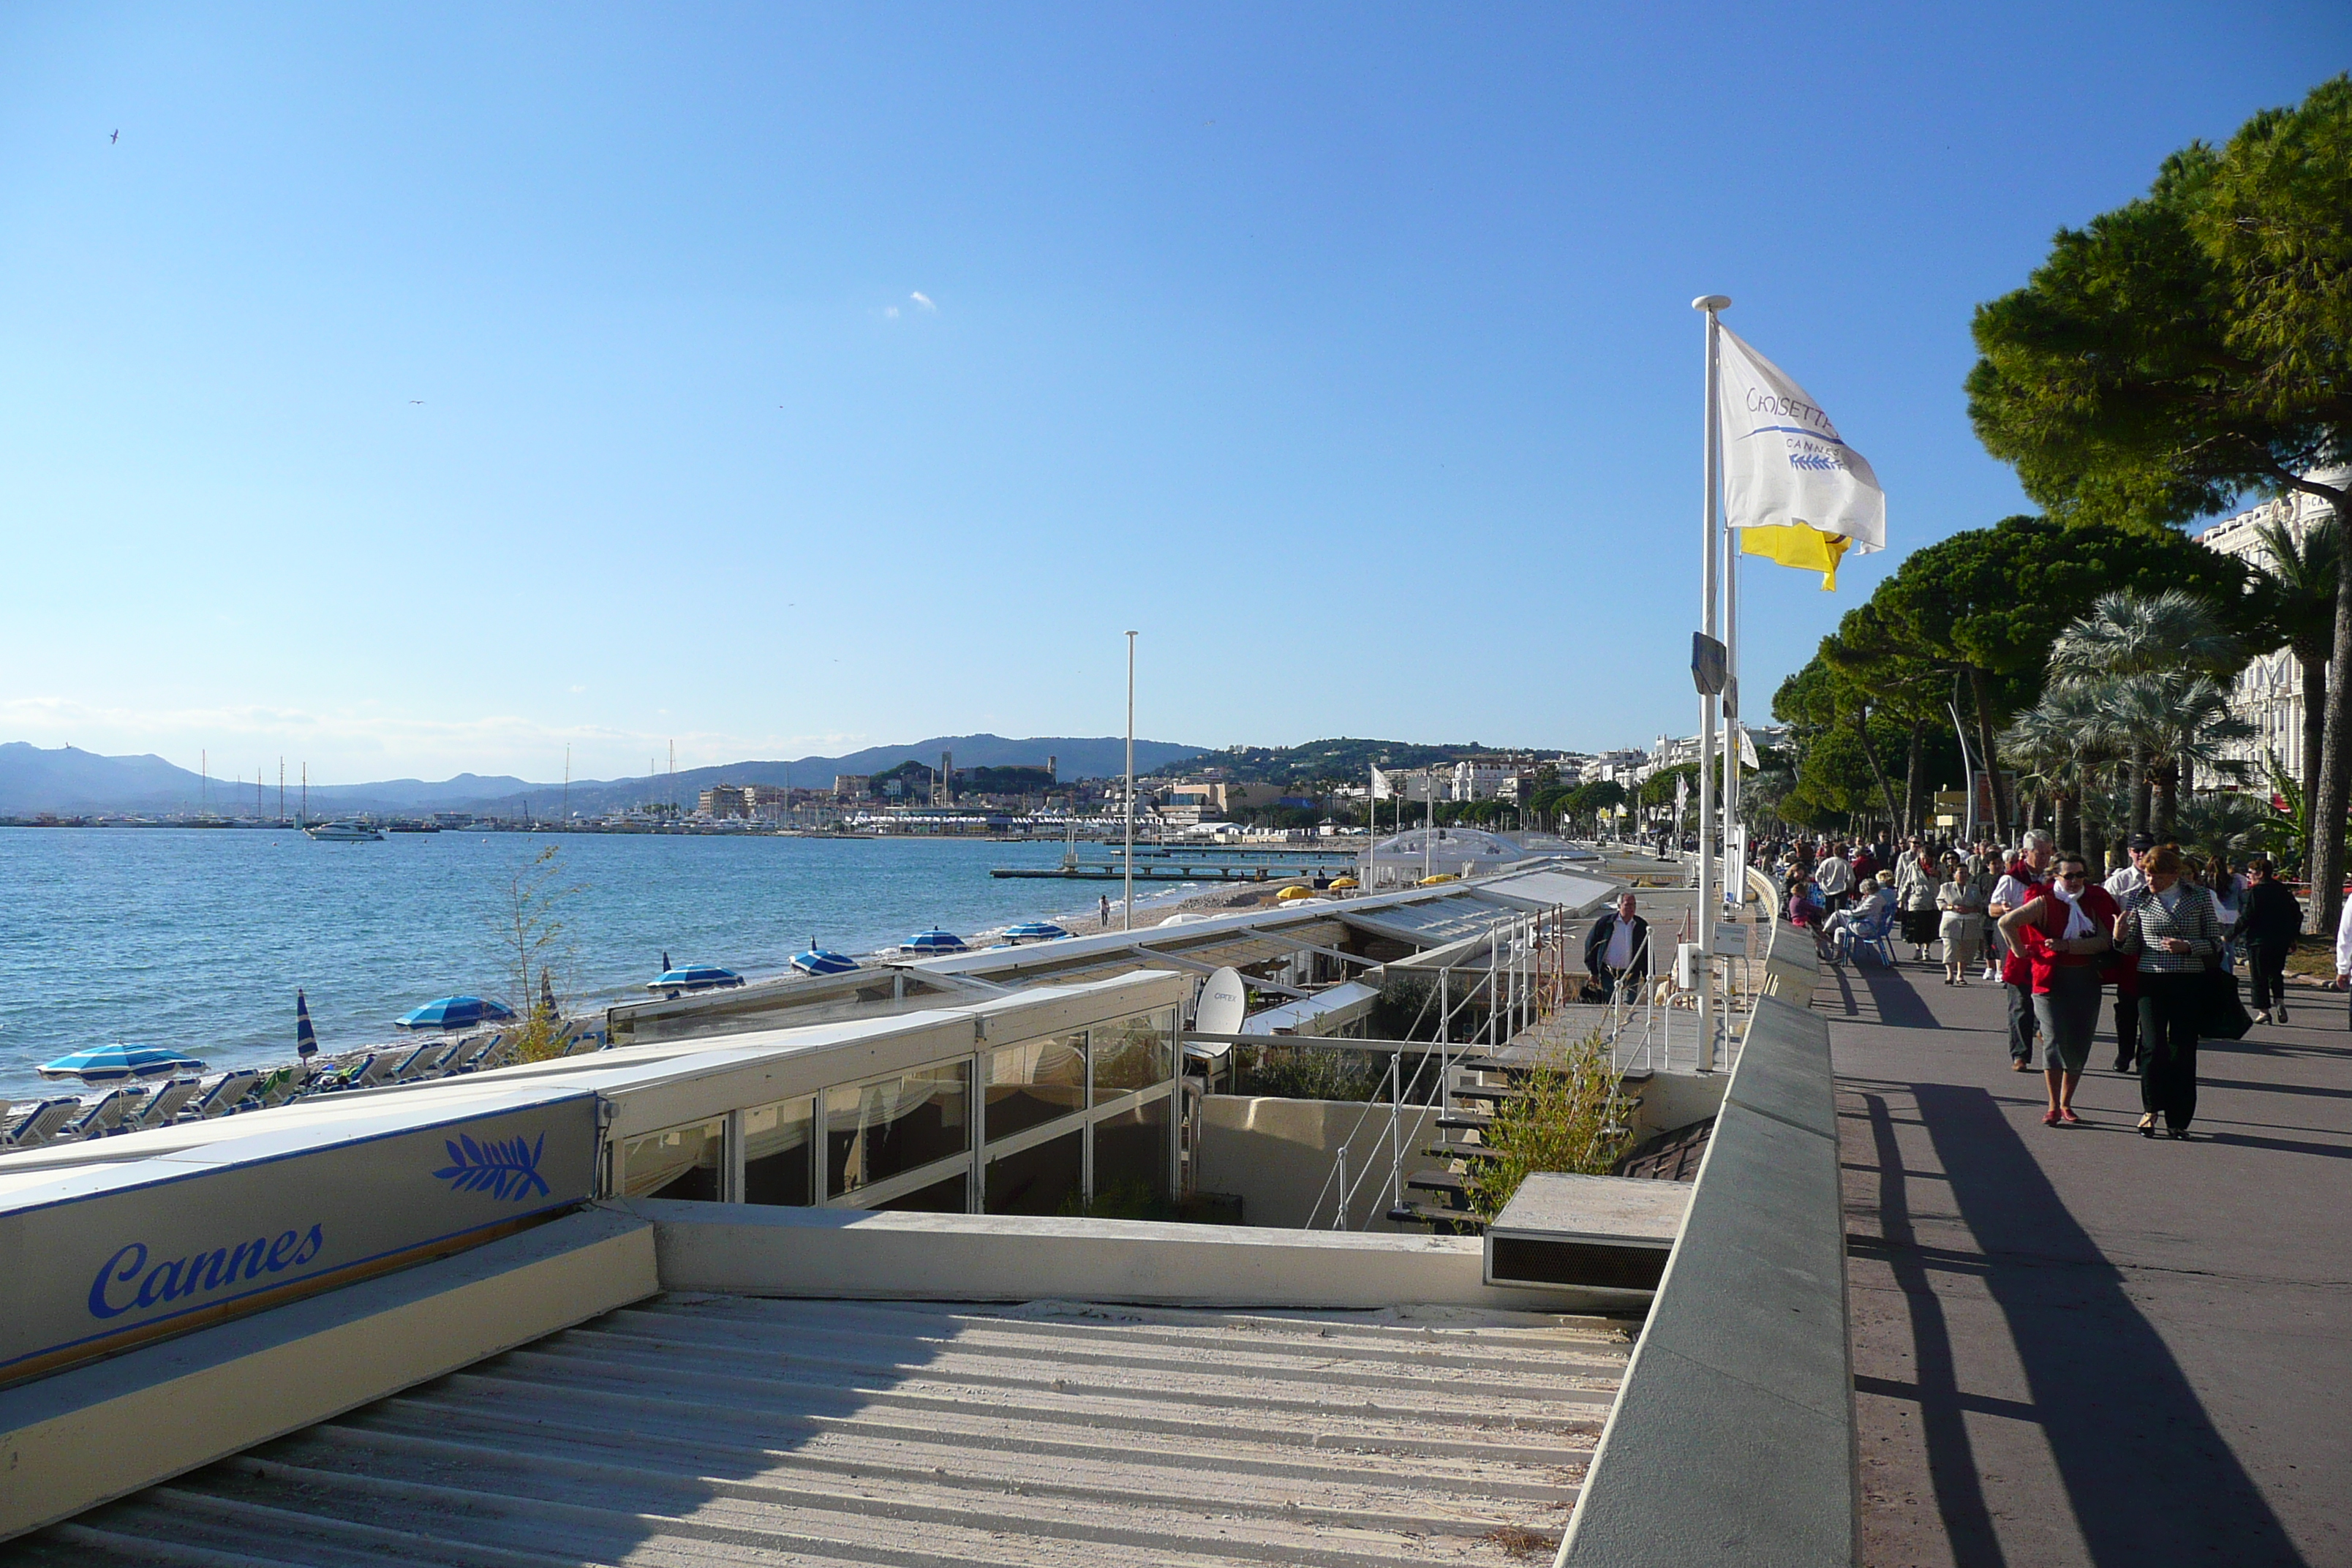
[1195,966,1247,1037]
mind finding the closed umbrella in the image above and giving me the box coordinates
[539,971,559,1018]
[39,1043,208,1084]
[295,989,319,1060]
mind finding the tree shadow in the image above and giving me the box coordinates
[1853,1090,2009,1565]
[1910,1082,2310,1566]
[1855,962,1945,1031]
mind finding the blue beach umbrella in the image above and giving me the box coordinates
[645,965,745,993]
[38,1043,208,1084]
[1003,921,1071,943]
[900,927,970,954]
[791,946,859,976]
[295,989,319,1059]
[394,996,517,1031]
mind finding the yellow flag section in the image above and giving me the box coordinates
[1738,521,1851,589]
[1714,325,1885,589]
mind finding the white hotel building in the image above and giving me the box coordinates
[2195,470,2347,786]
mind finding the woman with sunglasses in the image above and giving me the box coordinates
[2113,845,2223,1139]
[1997,852,2119,1126]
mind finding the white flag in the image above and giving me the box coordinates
[1716,325,1885,556]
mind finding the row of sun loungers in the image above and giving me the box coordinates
[1,1022,610,1153]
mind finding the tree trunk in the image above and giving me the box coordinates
[2130,742,2152,833]
[2154,759,2179,840]
[1902,720,1926,840]
[1848,703,1904,831]
[2315,537,2352,935]
[2055,791,2078,856]
[1965,666,2011,844]
[2299,646,2329,883]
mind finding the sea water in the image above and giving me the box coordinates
[0,828,1199,1098]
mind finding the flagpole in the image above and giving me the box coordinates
[1724,534,1741,911]
[1693,293,1729,1073]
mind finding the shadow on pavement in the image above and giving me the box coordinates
[1912,1081,2309,1567]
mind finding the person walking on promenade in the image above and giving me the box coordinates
[2239,857,2302,1025]
[1896,843,1941,962]
[1937,861,1987,985]
[1814,845,1853,913]
[1998,852,2118,1126]
[2204,853,2244,968]
[1990,831,2057,1071]
[2114,845,2223,1139]
[2102,831,2155,1071]
[1583,891,1651,1000]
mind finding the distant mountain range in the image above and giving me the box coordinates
[0,736,1210,818]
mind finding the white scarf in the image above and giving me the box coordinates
[2052,883,2096,940]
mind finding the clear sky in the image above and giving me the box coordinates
[2,4,2340,784]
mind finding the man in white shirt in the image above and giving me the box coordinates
[1990,830,2056,1070]
[1583,892,1651,999]
[2101,832,2154,1068]
[1814,847,1854,913]
[2106,831,2155,901]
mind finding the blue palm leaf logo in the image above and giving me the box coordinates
[432,1130,551,1202]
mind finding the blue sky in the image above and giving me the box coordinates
[1,4,2340,784]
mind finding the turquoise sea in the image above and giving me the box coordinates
[0,829,1194,1099]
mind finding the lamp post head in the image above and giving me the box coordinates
[1691,295,1731,313]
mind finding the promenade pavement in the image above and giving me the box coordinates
[1827,954,2350,1568]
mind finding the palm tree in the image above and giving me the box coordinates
[2091,671,2256,838]
[2002,683,2122,855]
[2047,590,2242,832]
[2247,518,2339,876]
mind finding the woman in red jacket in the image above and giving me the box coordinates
[1995,851,2119,1127]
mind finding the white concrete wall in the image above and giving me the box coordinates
[0,1208,657,1544]
[629,1199,1646,1313]
[1194,1096,1447,1231]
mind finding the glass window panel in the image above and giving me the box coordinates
[622,1118,725,1202]
[873,1172,968,1213]
[742,1097,815,1206]
[1092,1009,1176,1100]
[984,1034,1087,1143]
[826,1061,970,1197]
[1090,1095,1172,1210]
[984,1129,1084,1217]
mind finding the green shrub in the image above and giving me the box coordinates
[1464,1028,1630,1221]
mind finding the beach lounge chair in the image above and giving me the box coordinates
[447,1033,502,1074]
[59,1088,140,1141]
[415,1039,467,1077]
[559,1025,607,1057]
[131,1078,203,1128]
[312,1054,378,1093]
[176,1071,263,1122]
[384,1041,441,1082]
[4,1098,81,1150]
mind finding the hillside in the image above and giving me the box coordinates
[0,736,1207,817]
[1144,738,1518,785]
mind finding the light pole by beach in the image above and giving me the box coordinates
[1124,630,1137,932]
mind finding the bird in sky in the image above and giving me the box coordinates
[110,129,118,143]
[409,399,423,405]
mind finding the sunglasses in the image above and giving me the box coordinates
[2055,870,2088,881]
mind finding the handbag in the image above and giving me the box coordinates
[2196,962,2254,1041]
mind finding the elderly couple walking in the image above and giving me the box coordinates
[1992,834,2230,1139]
